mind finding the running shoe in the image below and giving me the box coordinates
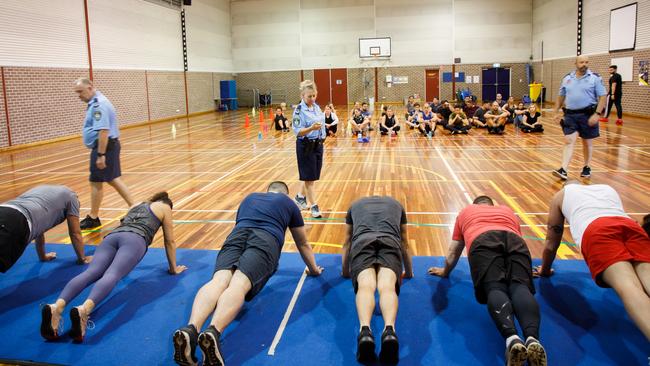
[525,337,547,366]
[311,204,322,218]
[553,168,568,180]
[69,307,88,343]
[40,304,60,341]
[356,326,376,363]
[198,326,224,366]
[580,166,591,178]
[173,325,199,366]
[80,215,101,229]
[379,326,399,364]
[506,338,527,366]
[294,195,308,210]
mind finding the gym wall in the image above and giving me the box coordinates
[0,0,233,148]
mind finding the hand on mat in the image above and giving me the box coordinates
[77,256,93,265]
[170,265,188,275]
[40,252,57,262]
[427,267,447,278]
[532,265,554,277]
[306,266,323,276]
[96,156,107,170]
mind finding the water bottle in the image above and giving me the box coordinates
[258,131,263,140]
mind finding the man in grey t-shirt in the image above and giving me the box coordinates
[0,185,90,272]
[341,196,414,364]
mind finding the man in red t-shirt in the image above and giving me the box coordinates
[429,196,547,366]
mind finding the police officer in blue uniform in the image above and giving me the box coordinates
[553,56,607,180]
[293,80,326,218]
[74,78,134,229]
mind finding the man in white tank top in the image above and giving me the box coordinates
[536,181,650,341]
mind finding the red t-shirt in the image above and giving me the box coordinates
[452,205,522,250]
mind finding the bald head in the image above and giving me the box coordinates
[73,78,95,103]
[575,56,589,74]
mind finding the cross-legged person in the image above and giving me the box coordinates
[472,102,490,128]
[418,103,439,137]
[429,196,547,366]
[324,104,339,136]
[351,108,371,142]
[521,105,544,133]
[172,182,322,366]
[448,104,471,135]
[535,181,650,341]
[342,196,413,364]
[380,106,401,136]
[273,106,289,132]
[485,101,508,134]
[405,103,422,130]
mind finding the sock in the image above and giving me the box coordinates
[525,336,539,345]
[506,335,521,349]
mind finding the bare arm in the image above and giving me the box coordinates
[67,215,90,264]
[400,224,414,278]
[380,115,388,130]
[289,226,322,276]
[428,240,464,277]
[341,224,353,277]
[35,234,56,261]
[537,190,565,276]
[160,205,187,274]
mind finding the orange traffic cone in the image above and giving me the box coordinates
[259,111,264,123]
[245,114,250,128]
[269,108,274,120]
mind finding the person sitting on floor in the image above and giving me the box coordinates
[418,103,439,137]
[448,104,471,135]
[273,107,289,132]
[472,101,490,128]
[405,103,422,130]
[324,104,339,137]
[405,96,415,117]
[41,192,186,342]
[495,93,506,107]
[0,185,90,273]
[342,196,414,364]
[485,101,508,135]
[361,102,373,130]
[535,181,650,341]
[380,106,401,136]
[172,182,322,366]
[463,99,479,122]
[503,96,517,124]
[351,108,370,143]
[521,105,544,133]
[513,102,527,127]
[437,100,453,132]
[431,97,442,113]
[429,195,547,366]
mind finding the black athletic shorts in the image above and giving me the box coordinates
[468,230,534,304]
[0,207,31,273]
[214,228,280,301]
[295,138,323,182]
[350,238,403,295]
[562,113,599,139]
[89,138,122,183]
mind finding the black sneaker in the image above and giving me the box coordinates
[525,337,547,366]
[553,168,568,180]
[506,338,527,366]
[379,326,399,364]
[40,304,59,341]
[173,325,199,366]
[80,215,101,230]
[356,326,376,363]
[198,325,224,366]
[580,166,591,178]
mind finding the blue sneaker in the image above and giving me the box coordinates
[362,137,369,143]
[357,133,363,142]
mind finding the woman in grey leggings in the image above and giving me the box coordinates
[40,192,187,342]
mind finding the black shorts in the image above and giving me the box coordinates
[214,228,280,301]
[562,113,599,139]
[468,230,534,304]
[0,207,31,273]
[274,119,287,130]
[89,138,122,183]
[295,138,323,182]
[350,238,403,295]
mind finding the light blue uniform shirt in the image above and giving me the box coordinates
[82,91,120,148]
[292,100,326,140]
[558,70,607,110]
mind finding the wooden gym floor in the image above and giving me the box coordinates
[1,107,649,260]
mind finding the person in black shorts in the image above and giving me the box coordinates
[273,107,289,132]
[472,101,490,128]
[429,196,547,366]
[324,104,339,136]
[521,105,544,133]
[379,106,401,136]
[342,196,414,364]
[172,182,322,366]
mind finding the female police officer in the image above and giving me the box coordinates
[293,80,326,218]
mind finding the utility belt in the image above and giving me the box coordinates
[298,137,324,155]
[92,137,119,151]
[564,105,596,115]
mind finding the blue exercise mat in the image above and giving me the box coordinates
[0,244,647,365]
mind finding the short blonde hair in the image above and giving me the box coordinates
[300,80,317,94]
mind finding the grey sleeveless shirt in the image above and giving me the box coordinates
[109,203,162,246]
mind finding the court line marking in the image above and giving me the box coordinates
[434,146,473,204]
[268,267,308,356]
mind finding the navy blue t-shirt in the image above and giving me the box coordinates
[234,192,304,248]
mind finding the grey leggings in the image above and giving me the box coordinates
[59,232,147,305]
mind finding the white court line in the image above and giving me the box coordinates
[434,146,473,204]
[268,268,308,356]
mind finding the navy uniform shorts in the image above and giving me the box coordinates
[295,138,323,182]
[89,138,122,183]
[562,113,599,139]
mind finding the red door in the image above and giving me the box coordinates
[330,68,348,106]
[425,69,440,101]
[313,69,331,105]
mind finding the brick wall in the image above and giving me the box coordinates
[147,71,187,120]
[187,72,214,114]
[235,71,302,106]
[0,69,8,148]
[4,67,88,145]
[377,67,426,104]
[93,70,148,125]
[347,67,375,104]
[536,49,650,117]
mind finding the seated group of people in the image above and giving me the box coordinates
[2,180,649,366]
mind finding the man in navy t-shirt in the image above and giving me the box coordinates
[173,181,322,366]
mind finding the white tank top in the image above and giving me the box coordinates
[561,184,628,246]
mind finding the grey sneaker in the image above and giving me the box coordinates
[295,195,308,210]
[311,204,322,218]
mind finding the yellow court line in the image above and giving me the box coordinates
[58,216,123,244]
[286,241,343,249]
[489,181,571,259]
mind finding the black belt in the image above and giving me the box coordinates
[564,106,595,115]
